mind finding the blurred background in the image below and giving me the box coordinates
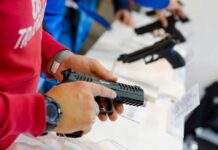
[81,0,218,97]
[81,0,218,149]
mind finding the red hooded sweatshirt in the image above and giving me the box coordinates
[0,0,67,149]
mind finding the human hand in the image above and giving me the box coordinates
[48,52,124,133]
[46,81,120,134]
[53,53,117,82]
[156,0,186,27]
[115,9,133,26]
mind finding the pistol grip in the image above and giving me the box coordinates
[166,50,186,69]
[172,29,186,43]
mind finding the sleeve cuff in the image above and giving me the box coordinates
[41,31,69,78]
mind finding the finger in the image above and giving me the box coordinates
[172,10,178,18]
[177,7,186,18]
[156,10,168,28]
[127,19,134,27]
[159,15,168,28]
[54,73,63,83]
[94,101,100,115]
[53,64,69,82]
[124,14,133,27]
[98,114,108,121]
[115,12,123,21]
[123,13,129,25]
[108,111,118,121]
[113,103,124,114]
[90,59,117,81]
[87,83,117,99]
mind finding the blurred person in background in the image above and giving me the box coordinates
[42,0,133,92]
[45,0,133,53]
[135,0,186,27]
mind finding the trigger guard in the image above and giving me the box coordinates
[144,56,153,64]
[144,55,160,64]
[95,97,113,115]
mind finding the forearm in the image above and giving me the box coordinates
[0,92,46,139]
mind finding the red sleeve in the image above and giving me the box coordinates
[41,30,68,77]
[0,92,46,139]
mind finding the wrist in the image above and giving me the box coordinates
[44,95,63,132]
[47,50,73,75]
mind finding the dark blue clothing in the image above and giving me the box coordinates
[44,0,66,41]
[44,0,170,50]
[134,0,170,9]
[112,0,131,12]
[60,0,98,52]
[44,0,130,52]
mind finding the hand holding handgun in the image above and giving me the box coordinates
[135,15,189,43]
[118,36,186,69]
[156,0,187,28]
[62,69,145,115]
[57,69,145,138]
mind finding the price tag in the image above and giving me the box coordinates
[121,105,146,123]
[167,85,200,137]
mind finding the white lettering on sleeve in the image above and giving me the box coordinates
[14,0,45,50]
[14,29,27,49]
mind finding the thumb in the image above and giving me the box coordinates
[115,11,123,21]
[159,15,168,28]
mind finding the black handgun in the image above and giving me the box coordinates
[62,69,145,115]
[135,15,190,43]
[117,36,185,69]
